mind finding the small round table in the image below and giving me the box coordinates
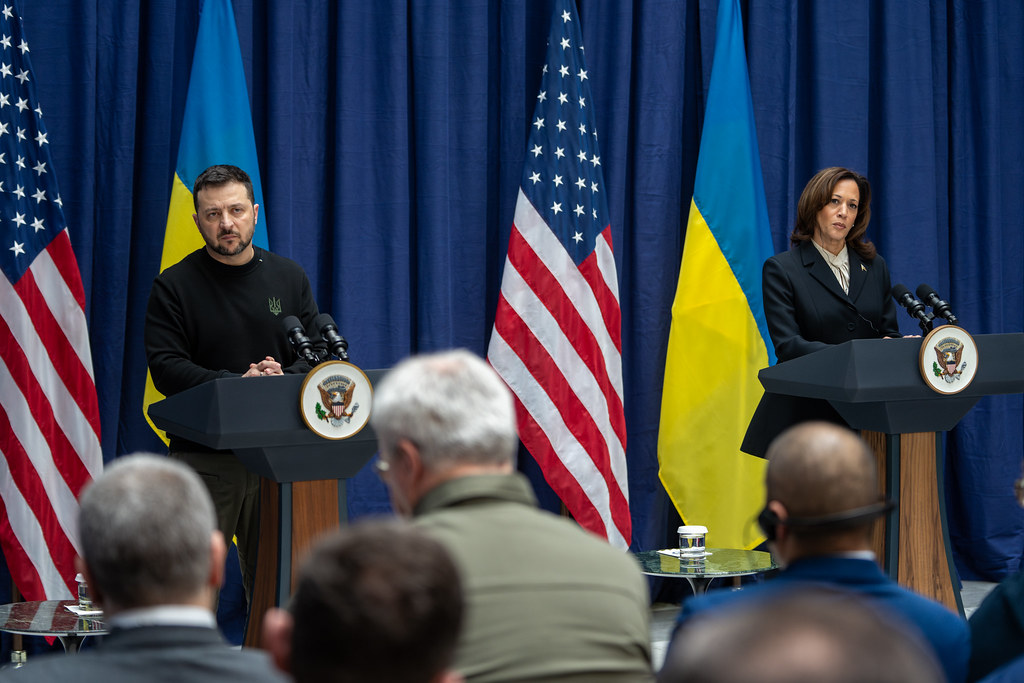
[634,548,777,596]
[0,599,106,654]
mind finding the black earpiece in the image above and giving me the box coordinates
[757,500,895,541]
[758,506,781,541]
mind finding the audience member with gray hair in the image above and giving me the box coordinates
[13,454,286,682]
[371,349,652,683]
[262,519,465,683]
[659,588,944,683]
[371,346,518,474]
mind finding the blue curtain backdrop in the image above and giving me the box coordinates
[6,0,1022,602]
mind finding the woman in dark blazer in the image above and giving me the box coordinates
[742,167,901,455]
[764,166,900,362]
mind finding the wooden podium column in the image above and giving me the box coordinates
[243,478,343,647]
[862,430,963,615]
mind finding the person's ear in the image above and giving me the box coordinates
[253,203,259,225]
[209,531,227,590]
[261,608,293,674]
[395,438,425,479]
[767,500,789,542]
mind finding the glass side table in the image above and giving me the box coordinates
[0,599,107,654]
[634,548,777,596]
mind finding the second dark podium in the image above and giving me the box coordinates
[753,333,1024,614]
[148,371,383,646]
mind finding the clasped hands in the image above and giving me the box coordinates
[242,356,283,377]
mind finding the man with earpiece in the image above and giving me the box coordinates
[665,421,969,683]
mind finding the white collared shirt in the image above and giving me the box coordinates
[811,239,850,294]
[831,550,877,561]
[107,604,216,630]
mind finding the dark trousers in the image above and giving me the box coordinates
[170,450,261,605]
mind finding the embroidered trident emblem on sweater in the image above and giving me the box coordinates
[268,297,282,315]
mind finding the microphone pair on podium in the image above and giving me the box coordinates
[282,313,349,364]
[891,283,959,333]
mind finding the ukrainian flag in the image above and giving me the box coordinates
[143,0,269,441]
[657,0,776,549]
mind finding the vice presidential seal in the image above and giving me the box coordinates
[300,360,373,439]
[918,325,978,395]
[933,337,966,383]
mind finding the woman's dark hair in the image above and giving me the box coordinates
[791,167,876,260]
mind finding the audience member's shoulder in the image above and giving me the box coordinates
[7,642,287,682]
[526,506,646,569]
[4,650,75,681]
[968,572,1024,681]
[233,648,292,681]
[972,570,1024,617]
[894,581,969,626]
[677,578,773,628]
[979,653,1024,683]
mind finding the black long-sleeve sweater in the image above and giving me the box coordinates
[144,246,320,450]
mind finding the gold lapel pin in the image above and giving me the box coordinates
[860,264,867,272]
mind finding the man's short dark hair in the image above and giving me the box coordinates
[192,164,255,209]
[289,520,464,683]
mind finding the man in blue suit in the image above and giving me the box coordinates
[670,422,969,683]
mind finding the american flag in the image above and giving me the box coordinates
[0,1,102,602]
[488,0,630,548]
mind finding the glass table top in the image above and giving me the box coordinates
[0,599,106,637]
[634,548,777,578]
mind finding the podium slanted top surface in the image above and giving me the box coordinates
[148,371,385,482]
[759,334,1024,403]
[756,333,1024,434]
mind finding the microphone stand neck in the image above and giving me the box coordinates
[915,309,935,334]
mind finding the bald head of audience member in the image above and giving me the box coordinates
[658,589,944,683]
[76,453,226,615]
[263,520,464,683]
[369,348,519,517]
[761,421,884,562]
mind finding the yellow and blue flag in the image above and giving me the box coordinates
[143,0,268,440]
[657,0,776,549]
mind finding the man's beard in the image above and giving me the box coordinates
[207,231,252,257]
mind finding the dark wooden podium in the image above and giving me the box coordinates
[755,334,1024,614]
[148,371,383,646]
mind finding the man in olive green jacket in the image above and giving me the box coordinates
[371,349,653,683]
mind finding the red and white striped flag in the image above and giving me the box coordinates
[487,0,630,548]
[0,1,102,601]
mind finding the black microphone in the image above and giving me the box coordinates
[281,315,319,364]
[315,313,350,362]
[891,284,933,333]
[916,284,959,326]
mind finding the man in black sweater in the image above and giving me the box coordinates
[144,164,320,607]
